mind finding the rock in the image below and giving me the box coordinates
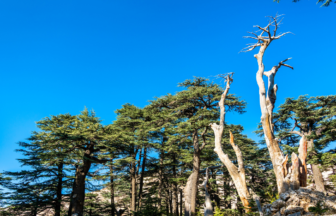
[298,187,324,198]
[273,212,281,216]
[326,195,336,209]
[280,192,290,201]
[287,212,302,216]
[303,213,314,216]
[262,203,272,216]
[271,199,286,210]
[285,206,304,215]
[287,196,300,207]
[262,188,336,216]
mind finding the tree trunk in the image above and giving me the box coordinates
[180,189,183,216]
[166,193,169,215]
[70,152,92,216]
[290,153,300,190]
[308,139,326,193]
[244,16,293,194]
[110,162,115,216]
[55,162,63,216]
[158,141,164,214]
[250,189,263,216]
[138,147,147,210]
[202,168,214,216]
[170,189,173,214]
[68,165,78,216]
[172,155,179,216]
[298,136,307,187]
[184,131,201,216]
[209,75,251,213]
[131,160,137,212]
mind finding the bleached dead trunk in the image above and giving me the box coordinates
[202,168,213,216]
[249,189,263,216]
[242,15,295,194]
[298,136,308,187]
[308,139,326,193]
[289,127,324,192]
[209,73,251,213]
[290,152,300,190]
[184,149,200,216]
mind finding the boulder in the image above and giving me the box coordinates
[262,188,336,216]
[285,207,304,215]
[280,192,290,201]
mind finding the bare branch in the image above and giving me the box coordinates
[199,165,224,174]
[273,32,293,40]
[289,131,303,136]
[247,31,259,38]
[242,14,291,54]
[229,131,246,181]
[240,43,262,53]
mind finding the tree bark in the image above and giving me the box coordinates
[298,136,307,187]
[307,139,326,193]
[158,140,164,214]
[131,160,137,212]
[209,74,251,213]
[290,153,300,190]
[170,189,173,214]
[70,150,93,216]
[166,192,170,215]
[68,165,77,216]
[180,189,183,216]
[243,15,293,194]
[249,189,263,216]
[55,162,63,216]
[138,147,147,210]
[202,168,214,216]
[110,161,115,216]
[172,155,179,216]
[184,130,201,216]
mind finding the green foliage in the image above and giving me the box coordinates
[255,95,336,193]
[213,206,240,216]
[265,191,279,203]
[274,0,334,7]
[308,201,328,214]
[2,76,335,215]
[134,205,163,216]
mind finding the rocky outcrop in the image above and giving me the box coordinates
[262,188,336,215]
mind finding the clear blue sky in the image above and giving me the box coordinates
[0,0,335,172]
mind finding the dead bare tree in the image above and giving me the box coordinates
[202,168,213,216]
[290,122,325,193]
[209,73,252,213]
[242,15,308,194]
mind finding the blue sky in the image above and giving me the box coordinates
[0,0,335,172]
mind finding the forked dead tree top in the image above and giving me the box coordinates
[241,14,292,53]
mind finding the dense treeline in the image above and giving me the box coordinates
[0,15,336,216]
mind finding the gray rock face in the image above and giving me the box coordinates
[262,188,336,216]
[287,212,302,216]
[285,207,304,215]
[280,192,290,201]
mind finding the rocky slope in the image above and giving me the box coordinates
[262,188,336,216]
